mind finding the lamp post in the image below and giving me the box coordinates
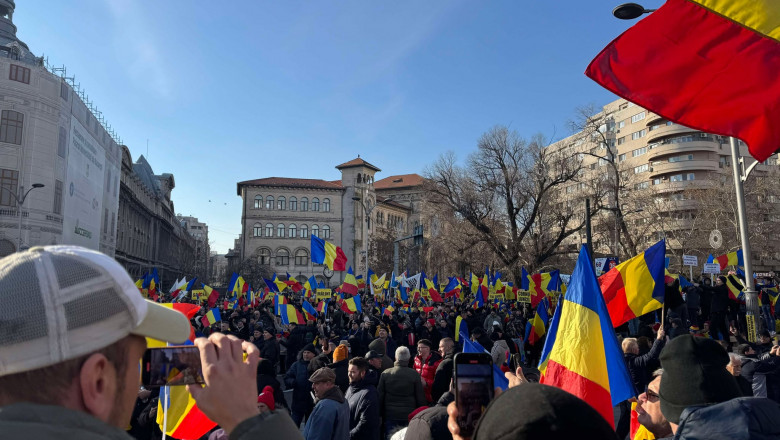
[0,183,45,252]
[352,194,393,291]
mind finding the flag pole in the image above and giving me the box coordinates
[161,386,169,440]
[729,136,759,341]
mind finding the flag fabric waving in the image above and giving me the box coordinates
[525,297,550,345]
[585,0,780,162]
[715,249,744,271]
[280,304,305,325]
[455,315,467,342]
[302,301,318,321]
[200,308,221,328]
[600,240,666,328]
[310,235,348,271]
[539,246,635,426]
[342,267,359,295]
[341,295,362,314]
[422,272,443,303]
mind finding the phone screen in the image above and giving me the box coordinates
[455,355,494,437]
[142,346,204,387]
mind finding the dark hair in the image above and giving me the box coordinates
[417,339,433,349]
[349,357,369,373]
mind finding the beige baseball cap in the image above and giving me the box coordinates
[0,245,191,377]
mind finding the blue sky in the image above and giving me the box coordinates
[19,0,663,253]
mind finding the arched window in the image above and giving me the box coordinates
[276,249,289,266]
[312,197,320,211]
[295,249,309,266]
[356,173,362,183]
[277,223,285,237]
[288,224,297,238]
[254,196,263,209]
[265,223,273,237]
[300,197,308,211]
[258,249,271,265]
[278,196,286,210]
[300,224,308,238]
[323,198,330,212]
[266,196,274,210]
[253,223,262,237]
[312,224,319,237]
[289,196,297,211]
[322,225,331,239]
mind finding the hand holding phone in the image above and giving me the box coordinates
[453,352,494,438]
[142,346,205,387]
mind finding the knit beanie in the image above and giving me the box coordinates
[472,383,617,440]
[658,334,742,424]
[333,344,348,362]
[302,343,317,355]
[257,385,275,411]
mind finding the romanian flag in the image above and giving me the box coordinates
[630,401,656,440]
[302,301,318,321]
[200,308,221,328]
[522,267,543,309]
[527,270,561,302]
[270,274,288,293]
[356,275,366,290]
[280,304,305,325]
[286,273,303,293]
[525,297,550,345]
[342,267,359,295]
[264,277,279,293]
[227,273,249,299]
[470,272,480,295]
[585,0,780,163]
[148,268,159,300]
[311,235,348,271]
[539,246,635,426]
[479,269,489,302]
[600,240,666,328]
[274,294,288,315]
[316,300,329,316]
[443,276,462,300]
[202,284,219,308]
[715,249,744,271]
[422,272,443,303]
[304,276,317,297]
[341,294,362,314]
[455,315,467,342]
[726,274,745,302]
[382,301,395,316]
[135,276,145,295]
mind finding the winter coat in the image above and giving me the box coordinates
[430,351,455,403]
[261,338,280,367]
[490,339,510,367]
[413,352,443,402]
[345,377,381,440]
[672,397,780,440]
[377,361,427,422]
[624,338,665,394]
[327,358,351,394]
[741,355,780,401]
[303,385,350,440]
[405,392,456,440]
[708,284,730,314]
[285,359,314,413]
[368,338,394,371]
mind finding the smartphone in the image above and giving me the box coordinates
[454,352,494,437]
[142,346,205,387]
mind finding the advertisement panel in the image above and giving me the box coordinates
[62,117,104,249]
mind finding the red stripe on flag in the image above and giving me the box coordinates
[169,405,216,440]
[541,359,614,426]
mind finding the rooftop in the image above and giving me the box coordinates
[335,157,381,172]
[375,174,425,190]
[237,177,344,195]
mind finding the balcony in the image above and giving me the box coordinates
[646,124,697,143]
[645,113,664,126]
[649,160,719,177]
[651,180,712,194]
[654,199,700,213]
[648,141,720,160]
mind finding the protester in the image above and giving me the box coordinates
[635,369,673,439]
[330,344,351,394]
[260,328,281,371]
[345,357,381,440]
[431,338,456,403]
[739,343,780,401]
[303,367,350,440]
[257,358,288,411]
[405,387,455,440]
[0,246,301,440]
[286,343,317,427]
[369,337,394,371]
[727,353,754,397]
[413,339,443,403]
[616,329,666,438]
[378,346,427,439]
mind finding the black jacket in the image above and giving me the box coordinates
[673,397,780,440]
[327,358,350,394]
[284,359,314,413]
[405,392,455,440]
[260,338,280,367]
[430,351,455,403]
[624,338,665,394]
[344,377,381,440]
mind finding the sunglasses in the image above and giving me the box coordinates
[643,386,660,402]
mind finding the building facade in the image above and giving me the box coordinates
[177,214,211,281]
[236,157,423,286]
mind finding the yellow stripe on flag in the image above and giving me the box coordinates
[694,0,780,41]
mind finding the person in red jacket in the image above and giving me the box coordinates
[413,339,442,403]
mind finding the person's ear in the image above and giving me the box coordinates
[78,353,119,424]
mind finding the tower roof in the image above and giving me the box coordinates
[335,157,381,172]
[375,174,424,190]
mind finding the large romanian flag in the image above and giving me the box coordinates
[539,247,635,426]
[715,249,744,271]
[280,304,305,325]
[311,235,348,271]
[586,0,780,162]
[600,240,666,328]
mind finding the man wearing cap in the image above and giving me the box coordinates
[0,245,301,439]
[286,343,318,427]
[303,367,350,440]
[364,350,383,385]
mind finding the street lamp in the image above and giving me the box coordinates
[612,3,656,19]
[0,183,45,252]
[352,194,393,289]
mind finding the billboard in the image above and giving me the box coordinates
[62,116,105,249]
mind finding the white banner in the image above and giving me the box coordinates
[702,263,721,274]
[683,255,698,266]
[62,117,104,249]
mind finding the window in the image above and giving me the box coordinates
[619,154,626,162]
[253,223,262,237]
[300,197,308,211]
[295,249,309,266]
[632,147,648,157]
[669,173,695,182]
[53,180,63,214]
[60,82,69,101]
[276,249,289,266]
[323,198,330,212]
[9,64,30,84]
[288,223,296,238]
[0,110,23,145]
[631,129,647,140]
[633,164,649,174]
[0,168,18,206]
[300,224,308,238]
[259,249,271,265]
[254,195,263,209]
[277,223,285,237]
[312,224,319,237]
[289,196,297,211]
[617,137,625,145]
[653,178,662,185]
[58,126,67,158]
[631,112,646,123]
[618,120,625,129]
[265,223,273,237]
[322,225,330,239]
[312,197,320,211]
[277,196,286,210]
[635,181,649,190]
[266,196,274,210]
[668,154,693,163]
